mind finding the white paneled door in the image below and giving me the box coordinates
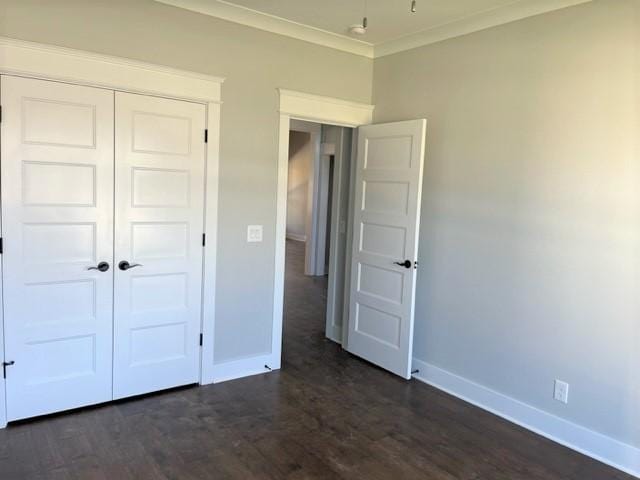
[346,120,426,379]
[1,76,208,420]
[1,76,115,420]
[113,93,206,399]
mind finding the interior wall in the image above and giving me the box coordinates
[0,0,373,364]
[373,0,640,448]
[286,131,312,241]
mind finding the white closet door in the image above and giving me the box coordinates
[1,76,115,421]
[113,92,206,399]
[346,120,426,380]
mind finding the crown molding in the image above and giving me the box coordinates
[155,0,374,58]
[374,0,593,58]
[155,0,593,60]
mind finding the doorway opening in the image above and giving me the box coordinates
[283,120,354,355]
[272,97,426,380]
[274,94,426,380]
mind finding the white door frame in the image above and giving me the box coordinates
[0,37,224,426]
[272,89,374,369]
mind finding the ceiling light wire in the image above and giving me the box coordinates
[362,0,368,29]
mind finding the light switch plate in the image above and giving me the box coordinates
[247,225,263,243]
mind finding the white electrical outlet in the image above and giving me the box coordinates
[554,380,569,404]
[247,225,263,243]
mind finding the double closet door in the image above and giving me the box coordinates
[1,76,206,421]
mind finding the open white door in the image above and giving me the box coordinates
[113,92,206,399]
[1,76,115,420]
[346,119,426,379]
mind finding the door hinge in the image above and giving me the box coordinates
[2,361,15,379]
[199,333,203,346]
[0,105,3,124]
[204,129,208,143]
[202,233,206,247]
[0,237,3,255]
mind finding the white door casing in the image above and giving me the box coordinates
[113,92,206,399]
[1,75,115,420]
[346,119,427,379]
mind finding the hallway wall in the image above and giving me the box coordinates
[286,131,312,242]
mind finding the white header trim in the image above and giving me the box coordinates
[278,89,374,128]
[154,0,592,59]
[0,36,224,103]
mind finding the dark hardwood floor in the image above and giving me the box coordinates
[0,239,632,479]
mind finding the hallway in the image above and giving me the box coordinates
[0,242,631,479]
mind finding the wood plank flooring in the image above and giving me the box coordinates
[0,239,633,479]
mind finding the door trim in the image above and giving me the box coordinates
[0,37,224,426]
[0,37,224,103]
[271,89,374,372]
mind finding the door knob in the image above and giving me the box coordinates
[394,260,412,269]
[119,260,143,271]
[87,261,110,272]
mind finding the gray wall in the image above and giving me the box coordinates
[286,131,311,241]
[0,0,373,363]
[373,0,640,447]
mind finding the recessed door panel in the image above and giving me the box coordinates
[347,120,426,379]
[22,161,96,206]
[22,223,96,265]
[113,92,205,399]
[23,279,96,326]
[362,180,410,215]
[131,222,189,260]
[1,75,114,421]
[132,168,190,207]
[132,112,192,155]
[354,304,402,349]
[22,97,96,148]
[358,264,404,304]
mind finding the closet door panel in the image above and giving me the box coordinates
[113,92,205,399]
[1,76,115,421]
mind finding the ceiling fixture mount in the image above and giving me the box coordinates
[349,0,417,36]
[349,24,367,36]
[349,0,368,36]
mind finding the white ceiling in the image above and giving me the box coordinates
[155,0,592,58]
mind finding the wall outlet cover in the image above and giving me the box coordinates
[554,380,569,404]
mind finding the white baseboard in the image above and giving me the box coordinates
[412,358,640,479]
[210,353,279,383]
[286,233,307,242]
